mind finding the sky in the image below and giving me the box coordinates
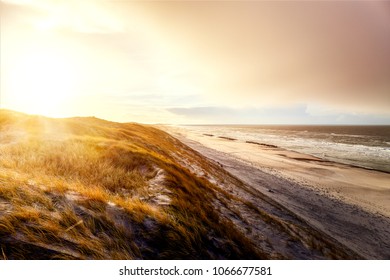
[1,0,390,124]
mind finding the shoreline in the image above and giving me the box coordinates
[202,132,390,175]
[162,125,390,259]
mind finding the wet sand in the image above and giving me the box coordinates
[164,125,390,259]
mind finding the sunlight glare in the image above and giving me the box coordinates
[6,48,79,117]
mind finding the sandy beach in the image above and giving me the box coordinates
[164,125,390,259]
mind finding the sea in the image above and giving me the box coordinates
[180,125,390,173]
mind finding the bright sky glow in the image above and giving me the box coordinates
[1,0,390,124]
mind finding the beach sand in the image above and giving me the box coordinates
[163,125,390,259]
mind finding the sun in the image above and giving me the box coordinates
[3,47,80,117]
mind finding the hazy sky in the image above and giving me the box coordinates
[1,0,390,124]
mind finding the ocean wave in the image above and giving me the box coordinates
[183,125,390,172]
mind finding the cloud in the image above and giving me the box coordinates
[167,105,390,125]
[167,105,310,124]
[136,1,390,115]
[2,1,389,124]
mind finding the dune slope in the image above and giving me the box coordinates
[0,110,359,259]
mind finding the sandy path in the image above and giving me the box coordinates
[164,126,390,259]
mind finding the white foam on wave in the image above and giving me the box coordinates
[184,125,390,172]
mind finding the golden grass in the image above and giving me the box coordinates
[0,109,263,259]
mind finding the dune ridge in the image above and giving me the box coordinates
[0,110,361,259]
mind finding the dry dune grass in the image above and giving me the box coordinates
[0,110,361,260]
[0,110,263,259]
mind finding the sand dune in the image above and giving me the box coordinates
[0,110,366,259]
